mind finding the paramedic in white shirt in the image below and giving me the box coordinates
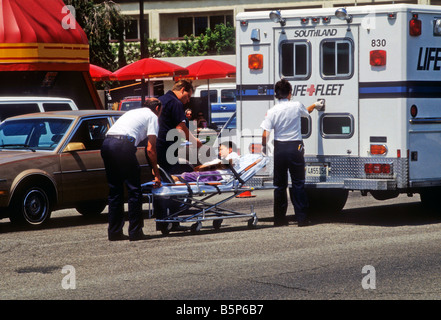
[260,79,323,227]
[101,98,162,241]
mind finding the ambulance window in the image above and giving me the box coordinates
[320,114,354,138]
[321,39,353,78]
[280,41,310,79]
[301,116,311,138]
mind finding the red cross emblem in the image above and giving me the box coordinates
[306,84,315,96]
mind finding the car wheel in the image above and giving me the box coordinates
[76,201,107,216]
[10,185,51,226]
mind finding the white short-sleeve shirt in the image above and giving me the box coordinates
[107,108,159,146]
[260,99,309,141]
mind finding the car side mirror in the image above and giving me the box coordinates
[63,142,86,152]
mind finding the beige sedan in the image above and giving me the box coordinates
[0,110,154,226]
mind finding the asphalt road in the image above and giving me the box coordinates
[1,190,440,305]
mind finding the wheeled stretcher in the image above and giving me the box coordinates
[142,154,269,235]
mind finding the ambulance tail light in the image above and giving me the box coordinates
[409,14,422,36]
[370,144,388,155]
[370,50,387,66]
[364,163,391,175]
[248,54,263,70]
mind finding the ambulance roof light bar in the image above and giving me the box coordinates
[269,10,286,27]
[335,8,352,31]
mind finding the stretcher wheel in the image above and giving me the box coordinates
[159,222,173,235]
[191,221,202,233]
[213,219,223,230]
[247,216,258,229]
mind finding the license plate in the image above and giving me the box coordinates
[306,163,329,177]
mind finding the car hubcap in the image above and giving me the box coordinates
[23,189,48,224]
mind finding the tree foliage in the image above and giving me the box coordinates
[112,23,236,65]
[64,0,235,70]
[63,0,126,70]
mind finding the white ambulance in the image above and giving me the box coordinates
[235,4,441,211]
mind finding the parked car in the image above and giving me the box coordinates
[118,96,142,111]
[0,97,78,121]
[193,83,236,129]
[0,110,154,226]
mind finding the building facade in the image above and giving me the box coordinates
[113,0,441,42]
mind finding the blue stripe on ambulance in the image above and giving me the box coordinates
[360,81,441,98]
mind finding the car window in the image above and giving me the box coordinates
[42,103,73,111]
[120,101,141,111]
[200,90,218,103]
[69,118,110,150]
[220,89,236,103]
[0,103,40,121]
[0,118,72,151]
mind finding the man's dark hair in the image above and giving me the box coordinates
[274,79,292,100]
[143,98,162,111]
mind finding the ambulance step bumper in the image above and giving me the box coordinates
[306,179,397,190]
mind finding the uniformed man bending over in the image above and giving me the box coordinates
[101,98,162,241]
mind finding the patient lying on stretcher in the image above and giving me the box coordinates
[172,141,239,183]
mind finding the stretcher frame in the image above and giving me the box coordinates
[142,154,269,235]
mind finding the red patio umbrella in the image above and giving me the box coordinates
[176,59,236,122]
[111,58,188,105]
[89,64,113,81]
[178,59,236,80]
[112,58,188,81]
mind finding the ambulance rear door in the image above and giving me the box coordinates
[275,24,359,157]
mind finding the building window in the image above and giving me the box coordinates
[175,14,233,40]
[178,17,193,37]
[195,16,208,36]
[125,19,139,40]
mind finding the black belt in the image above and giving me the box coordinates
[107,134,135,143]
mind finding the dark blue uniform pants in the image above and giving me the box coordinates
[101,137,143,239]
[273,140,309,224]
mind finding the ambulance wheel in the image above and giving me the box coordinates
[306,189,348,215]
[420,187,441,211]
[213,219,223,230]
[247,216,258,229]
[191,221,202,233]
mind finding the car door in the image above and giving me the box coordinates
[59,115,153,205]
[59,116,111,204]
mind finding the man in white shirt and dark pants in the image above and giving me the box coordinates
[101,98,162,241]
[261,79,323,227]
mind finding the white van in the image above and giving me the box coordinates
[193,83,236,129]
[0,97,78,121]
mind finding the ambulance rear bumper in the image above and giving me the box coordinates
[304,156,407,191]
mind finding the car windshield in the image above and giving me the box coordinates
[120,101,141,111]
[0,118,73,151]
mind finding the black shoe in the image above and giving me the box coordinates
[274,219,289,227]
[298,220,312,227]
[129,232,150,241]
[108,233,129,241]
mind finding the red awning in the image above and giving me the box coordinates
[0,0,89,71]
